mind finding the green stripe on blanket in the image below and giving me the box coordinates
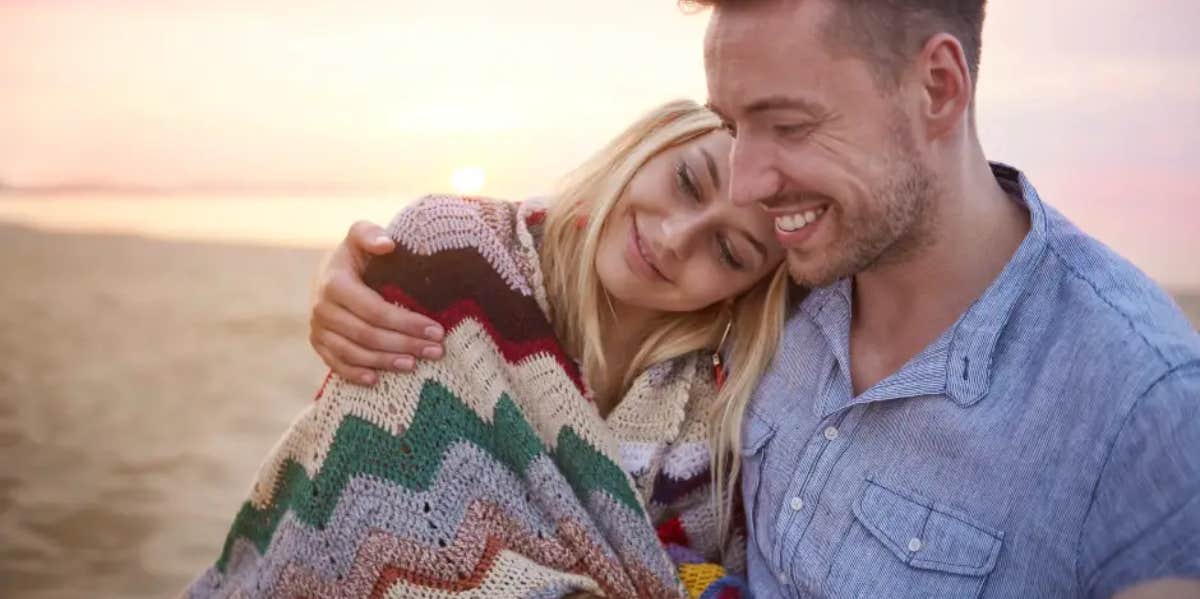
[217,379,643,573]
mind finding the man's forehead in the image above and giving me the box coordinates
[704,0,839,116]
[704,50,832,119]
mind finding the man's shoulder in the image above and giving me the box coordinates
[1032,204,1199,374]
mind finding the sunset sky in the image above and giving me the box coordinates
[1,0,1197,288]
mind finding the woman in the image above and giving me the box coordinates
[190,100,791,598]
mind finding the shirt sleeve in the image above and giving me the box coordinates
[1078,361,1200,598]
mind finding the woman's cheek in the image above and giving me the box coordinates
[686,279,725,310]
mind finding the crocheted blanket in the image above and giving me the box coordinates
[188,196,741,598]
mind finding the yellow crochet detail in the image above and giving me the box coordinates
[678,562,727,598]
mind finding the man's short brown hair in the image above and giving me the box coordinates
[686,0,987,88]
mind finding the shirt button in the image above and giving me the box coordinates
[789,496,805,511]
[908,537,923,552]
[777,571,791,586]
[823,426,839,441]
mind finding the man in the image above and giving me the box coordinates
[308,1,1199,597]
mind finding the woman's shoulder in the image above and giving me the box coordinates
[368,194,550,315]
[385,194,522,253]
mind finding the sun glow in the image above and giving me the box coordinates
[450,167,486,194]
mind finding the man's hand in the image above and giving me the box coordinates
[309,220,445,386]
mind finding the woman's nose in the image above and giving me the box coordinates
[658,216,697,259]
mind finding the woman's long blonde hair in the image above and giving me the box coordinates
[539,99,791,544]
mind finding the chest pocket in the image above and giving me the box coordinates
[827,479,1004,599]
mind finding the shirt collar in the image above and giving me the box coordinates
[798,162,1049,409]
[944,162,1048,406]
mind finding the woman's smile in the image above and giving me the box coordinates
[624,211,672,283]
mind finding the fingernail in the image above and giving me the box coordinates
[422,346,443,360]
[374,235,392,246]
[360,373,376,385]
[394,356,414,371]
[424,326,444,341]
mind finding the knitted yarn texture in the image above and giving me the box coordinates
[188,196,743,598]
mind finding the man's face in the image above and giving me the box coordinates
[704,0,937,288]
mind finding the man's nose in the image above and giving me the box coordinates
[729,134,782,207]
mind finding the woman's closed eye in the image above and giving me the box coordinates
[674,161,701,203]
[673,160,749,271]
[670,157,751,271]
[717,235,748,271]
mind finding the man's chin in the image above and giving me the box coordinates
[786,252,852,290]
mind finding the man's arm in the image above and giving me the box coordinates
[1078,362,1200,598]
[309,220,445,385]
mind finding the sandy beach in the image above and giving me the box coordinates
[0,224,326,598]
[0,223,1197,598]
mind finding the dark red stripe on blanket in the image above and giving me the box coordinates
[378,285,585,394]
[364,243,586,396]
[314,370,334,401]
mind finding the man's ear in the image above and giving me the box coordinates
[916,32,973,140]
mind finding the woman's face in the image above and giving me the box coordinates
[596,129,785,314]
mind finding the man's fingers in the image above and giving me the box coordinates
[313,344,378,387]
[347,220,394,257]
[324,271,402,328]
[317,329,410,372]
[326,272,445,347]
[314,301,439,358]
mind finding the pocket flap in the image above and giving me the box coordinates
[852,479,1003,577]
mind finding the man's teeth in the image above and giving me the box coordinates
[775,207,827,232]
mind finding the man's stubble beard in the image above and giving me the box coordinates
[786,116,940,289]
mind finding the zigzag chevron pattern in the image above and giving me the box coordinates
[217,384,646,567]
[189,197,689,598]
[245,315,624,509]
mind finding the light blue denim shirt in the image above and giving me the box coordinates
[741,164,1200,598]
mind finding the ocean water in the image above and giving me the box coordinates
[0,191,423,250]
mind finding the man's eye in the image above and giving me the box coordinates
[774,124,810,138]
